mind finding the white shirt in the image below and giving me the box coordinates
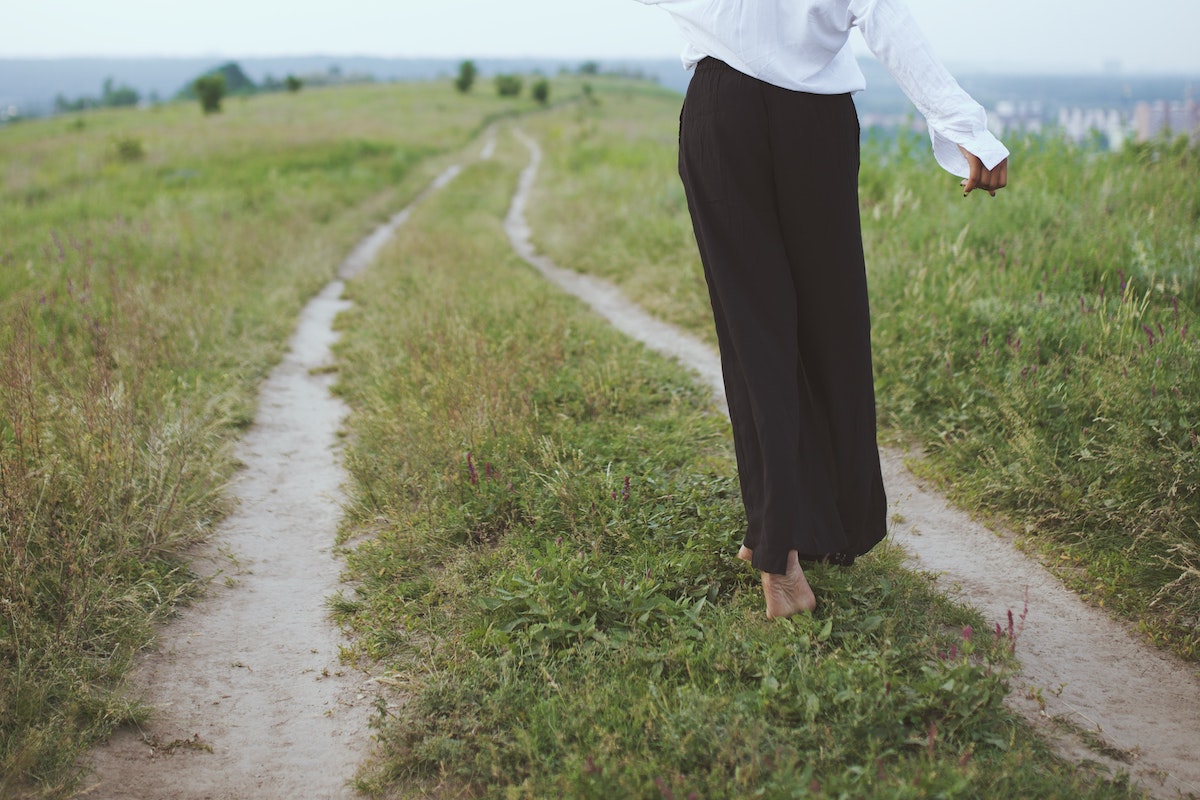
[635,0,1009,177]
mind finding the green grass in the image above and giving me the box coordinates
[0,80,543,796]
[3,73,1182,798]
[522,84,1200,661]
[331,122,1139,798]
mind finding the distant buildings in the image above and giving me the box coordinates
[1056,106,1127,149]
[1133,97,1200,142]
[989,100,1046,137]
[986,93,1199,150]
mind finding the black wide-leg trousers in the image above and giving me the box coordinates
[678,58,887,575]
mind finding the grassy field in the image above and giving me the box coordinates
[1,73,1184,798]
[523,85,1200,661]
[0,80,542,795]
[331,97,1141,796]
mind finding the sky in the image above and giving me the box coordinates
[4,0,1199,76]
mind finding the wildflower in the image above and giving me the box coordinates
[467,453,478,485]
[962,625,973,642]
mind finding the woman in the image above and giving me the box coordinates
[634,0,1009,617]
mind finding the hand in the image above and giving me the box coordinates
[959,145,1008,197]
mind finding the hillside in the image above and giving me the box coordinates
[3,76,1197,799]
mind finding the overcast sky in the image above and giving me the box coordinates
[4,0,1198,75]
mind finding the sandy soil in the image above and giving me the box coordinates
[505,128,1200,800]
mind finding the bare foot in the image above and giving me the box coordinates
[762,550,816,618]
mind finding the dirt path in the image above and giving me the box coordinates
[506,128,1200,800]
[79,164,466,800]
[76,125,1197,799]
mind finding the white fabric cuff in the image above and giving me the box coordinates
[930,128,1010,177]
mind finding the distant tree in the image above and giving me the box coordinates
[180,62,255,104]
[55,93,90,113]
[211,62,256,94]
[101,77,140,107]
[455,60,477,94]
[285,75,303,93]
[578,61,600,75]
[495,74,523,98]
[54,77,140,113]
[531,79,550,105]
[194,74,227,114]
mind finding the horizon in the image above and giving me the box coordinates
[4,0,1200,77]
[6,53,1200,80]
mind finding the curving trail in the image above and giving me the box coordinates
[79,160,468,800]
[76,123,1198,800]
[505,127,1200,800]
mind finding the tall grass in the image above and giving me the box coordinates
[523,85,1200,660]
[0,81,528,795]
[332,125,1138,798]
[865,134,1200,658]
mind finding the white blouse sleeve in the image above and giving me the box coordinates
[852,0,1009,176]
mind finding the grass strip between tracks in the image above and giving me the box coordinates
[332,126,1140,799]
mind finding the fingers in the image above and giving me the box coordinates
[960,147,983,195]
[977,158,1008,196]
[959,146,1009,197]
[991,158,1009,193]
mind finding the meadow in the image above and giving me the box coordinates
[0,81,538,795]
[2,73,1191,798]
